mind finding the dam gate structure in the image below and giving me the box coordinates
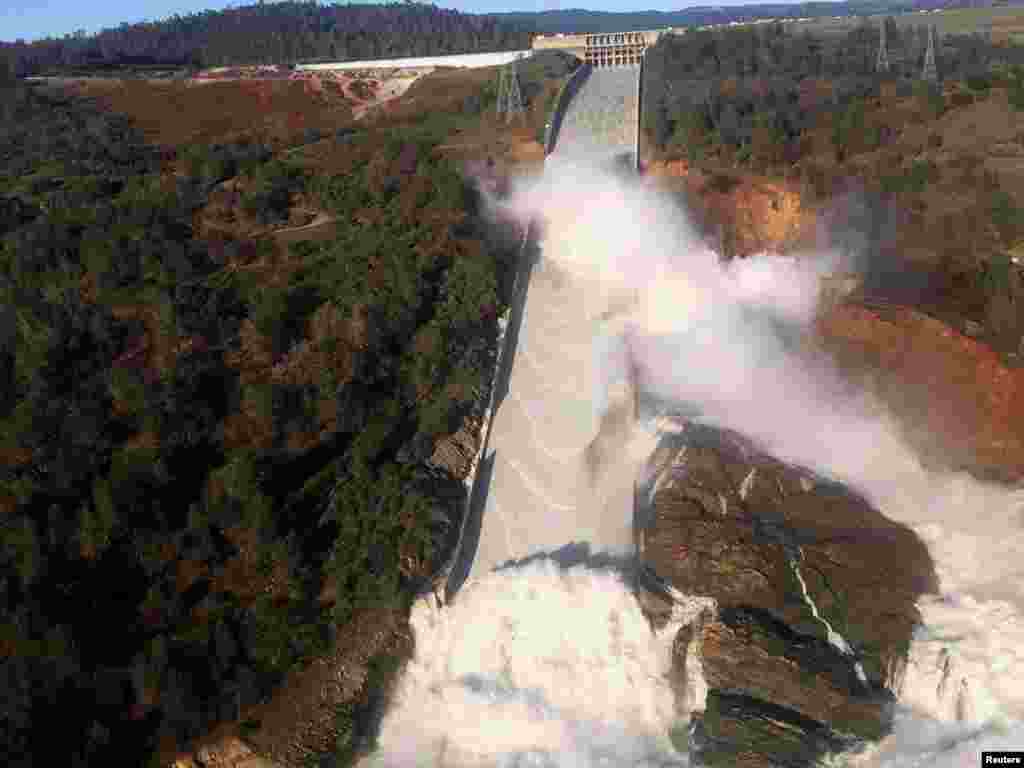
[583,32,648,68]
[532,28,664,69]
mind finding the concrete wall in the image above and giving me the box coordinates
[544,62,593,156]
[438,218,539,603]
[635,55,643,172]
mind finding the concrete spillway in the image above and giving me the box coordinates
[447,66,645,597]
[554,66,640,169]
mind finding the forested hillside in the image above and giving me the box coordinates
[0,2,534,75]
[0,71,532,766]
[644,20,1020,166]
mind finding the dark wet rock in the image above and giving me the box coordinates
[333,381,369,435]
[0,194,41,236]
[641,422,937,767]
[395,431,433,465]
[692,691,859,768]
[699,607,893,741]
[635,582,675,632]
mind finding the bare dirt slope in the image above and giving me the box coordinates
[74,78,354,149]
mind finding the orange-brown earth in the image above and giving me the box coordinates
[642,157,818,258]
[817,301,1024,483]
[644,155,1024,483]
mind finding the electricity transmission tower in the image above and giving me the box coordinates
[876,19,891,74]
[922,25,938,83]
[496,54,526,124]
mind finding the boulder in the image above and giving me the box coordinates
[692,690,856,768]
[189,738,278,768]
[641,422,937,766]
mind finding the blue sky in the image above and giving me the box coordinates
[1,0,776,43]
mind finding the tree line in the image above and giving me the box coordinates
[494,0,977,35]
[0,1,534,75]
[643,20,1020,166]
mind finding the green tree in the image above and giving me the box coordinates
[832,99,865,162]
[79,477,118,557]
[3,517,40,586]
[0,48,15,84]
[215,453,273,531]
[1011,72,1024,112]
[670,108,713,163]
[438,253,497,333]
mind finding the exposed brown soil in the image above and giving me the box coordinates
[642,157,818,258]
[74,78,354,149]
[817,301,1024,483]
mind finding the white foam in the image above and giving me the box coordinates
[369,562,710,768]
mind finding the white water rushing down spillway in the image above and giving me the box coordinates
[366,69,1024,768]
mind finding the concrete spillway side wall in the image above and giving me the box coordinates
[440,64,594,601]
[544,62,593,156]
[635,56,643,172]
[434,216,537,603]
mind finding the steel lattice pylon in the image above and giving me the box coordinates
[877,19,891,74]
[496,54,526,124]
[922,25,938,83]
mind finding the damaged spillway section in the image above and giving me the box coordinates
[364,65,722,767]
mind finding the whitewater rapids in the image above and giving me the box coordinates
[364,144,1024,766]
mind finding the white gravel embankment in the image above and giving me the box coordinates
[296,50,532,72]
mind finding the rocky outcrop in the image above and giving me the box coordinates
[640,422,937,766]
[816,301,1024,483]
[172,738,277,768]
[693,690,856,768]
[426,415,483,481]
[0,194,41,236]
